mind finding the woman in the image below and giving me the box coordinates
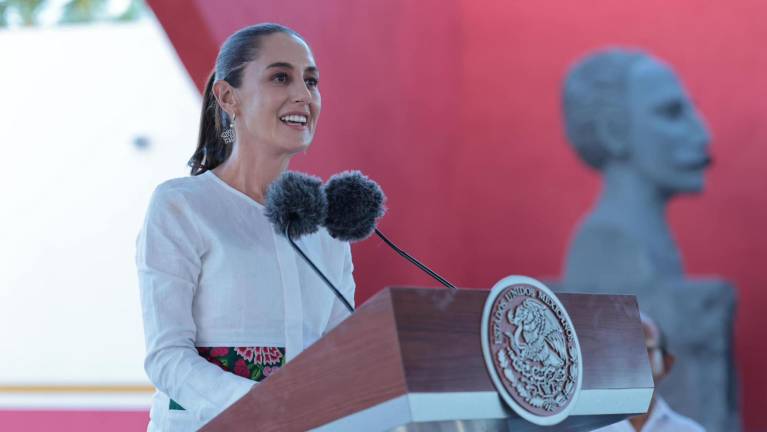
[136,23,355,431]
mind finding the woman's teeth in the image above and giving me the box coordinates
[280,114,308,125]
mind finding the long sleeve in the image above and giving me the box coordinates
[325,242,356,333]
[136,186,254,424]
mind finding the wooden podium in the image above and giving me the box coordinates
[201,287,653,431]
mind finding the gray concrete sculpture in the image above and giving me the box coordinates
[558,48,739,432]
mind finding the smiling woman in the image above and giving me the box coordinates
[136,23,354,432]
[190,23,320,180]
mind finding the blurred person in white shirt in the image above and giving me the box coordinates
[594,313,704,432]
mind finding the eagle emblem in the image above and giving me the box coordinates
[481,276,582,426]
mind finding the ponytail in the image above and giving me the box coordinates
[189,72,231,175]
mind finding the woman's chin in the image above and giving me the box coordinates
[280,140,312,156]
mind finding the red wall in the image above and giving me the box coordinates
[149,1,767,429]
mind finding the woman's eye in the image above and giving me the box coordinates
[271,72,289,84]
[305,77,319,88]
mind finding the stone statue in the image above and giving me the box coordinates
[558,48,739,432]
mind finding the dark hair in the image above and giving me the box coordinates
[189,23,305,175]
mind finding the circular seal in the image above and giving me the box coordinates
[480,275,582,426]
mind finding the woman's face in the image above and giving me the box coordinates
[232,33,321,155]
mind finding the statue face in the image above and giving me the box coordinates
[626,58,711,195]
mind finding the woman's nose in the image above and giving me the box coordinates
[291,82,312,103]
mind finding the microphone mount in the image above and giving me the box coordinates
[374,228,457,291]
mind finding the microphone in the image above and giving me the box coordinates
[265,171,354,313]
[323,171,457,291]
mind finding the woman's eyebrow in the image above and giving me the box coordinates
[266,62,294,70]
[266,62,318,74]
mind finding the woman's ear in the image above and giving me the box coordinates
[212,80,238,118]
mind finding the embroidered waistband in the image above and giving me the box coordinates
[170,346,286,411]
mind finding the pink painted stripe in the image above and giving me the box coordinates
[0,410,148,432]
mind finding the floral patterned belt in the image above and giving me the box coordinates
[169,346,286,411]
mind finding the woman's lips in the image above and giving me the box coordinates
[279,113,310,130]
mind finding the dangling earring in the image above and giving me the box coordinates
[221,113,236,144]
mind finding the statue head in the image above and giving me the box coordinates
[562,48,711,196]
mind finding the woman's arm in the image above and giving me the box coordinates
[136,185,254,423]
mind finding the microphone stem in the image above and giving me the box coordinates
[285,224,355,313]
[374,228,457,291]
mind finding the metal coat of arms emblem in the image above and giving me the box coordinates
[481,275,583,425]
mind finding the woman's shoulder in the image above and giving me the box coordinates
[144,174,214,219]
[151,173,212,204]
[155,173,208,195]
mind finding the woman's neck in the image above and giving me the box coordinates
[212,140,292,204]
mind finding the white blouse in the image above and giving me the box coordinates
[593,398,705,432]
[136,170,355,431]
